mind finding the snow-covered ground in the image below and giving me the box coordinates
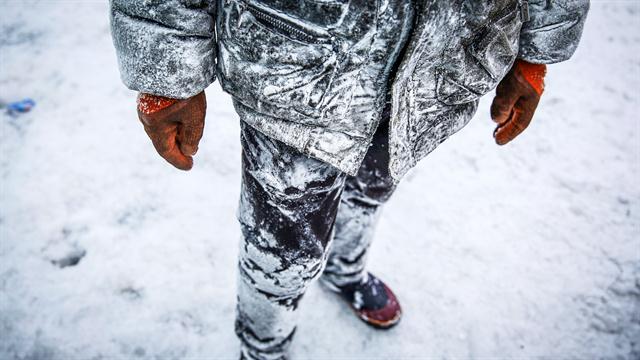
[1,1,638,359]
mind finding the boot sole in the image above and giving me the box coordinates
[355,307,402,329]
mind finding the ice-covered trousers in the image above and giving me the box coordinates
[235,103,397,359]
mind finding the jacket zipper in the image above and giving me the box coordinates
[244,1,333,44]
[520,0,530,22]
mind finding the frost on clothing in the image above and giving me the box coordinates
[110,0,589,180]
[218,0,414,178]
[518,0,590,64]
[110,0,217,99]
[235,110,396,359]
[387,0,589,179]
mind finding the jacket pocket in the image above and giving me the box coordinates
[243,1,333,45]
[217,0,341,122]
[247,0,349,29]
[436,3,522,106]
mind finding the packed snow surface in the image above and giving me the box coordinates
[1,1,638,359]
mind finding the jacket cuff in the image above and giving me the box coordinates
[517,0,590,64]
[110,3,216,99]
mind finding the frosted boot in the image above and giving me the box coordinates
[323,273,401,329]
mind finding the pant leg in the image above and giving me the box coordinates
[236,121,347,360]
[322,105,397,288]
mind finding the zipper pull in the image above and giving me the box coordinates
[520,0,530,22]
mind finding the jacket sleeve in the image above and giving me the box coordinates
[518,0,590,64]
[110,0,217,99]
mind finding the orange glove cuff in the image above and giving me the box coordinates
[137,93,179,115]
[515,60,546,96]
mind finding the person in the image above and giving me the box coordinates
[110,1,589,358]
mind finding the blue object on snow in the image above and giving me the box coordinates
[6,98,36,115]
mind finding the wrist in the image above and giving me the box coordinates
[137,93,179,115]
[515,59,547,96]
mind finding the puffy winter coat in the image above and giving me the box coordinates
[110,0,589,180]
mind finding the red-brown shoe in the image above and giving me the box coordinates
[323,273,402,329]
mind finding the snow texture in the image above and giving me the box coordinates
[0,1,639,359]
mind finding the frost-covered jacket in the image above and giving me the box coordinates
[110,0,589,180]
